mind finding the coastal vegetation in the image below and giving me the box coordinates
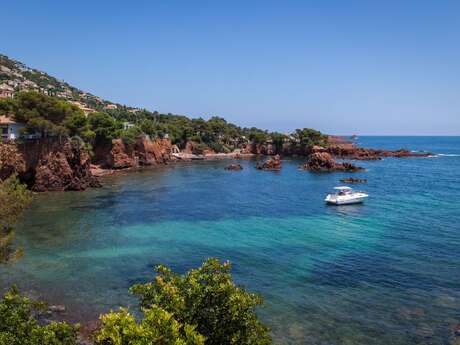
[0,175,31,263]
[0,286,78,345]
[0,90,328,154]
[128,258,271,345]
[0,259,271,345]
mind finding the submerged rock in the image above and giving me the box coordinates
[256,154,282,171]
[225,163,243,171]
[48,305,66,313]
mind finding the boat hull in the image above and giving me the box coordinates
[325,193,368,205]
[325,197,366,205]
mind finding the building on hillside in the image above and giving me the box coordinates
[0,84,14,98]
[0,115,25,141]
[71,101,96,116]
[104,104,117,110]
[123,122,135,130]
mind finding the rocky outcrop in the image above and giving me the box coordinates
[340,177,367,184]
[325,144,431,160]
[241,137,431,160]
[110,139,136,169]
[256,154,282,171]
[107,137,173,169]
[225,163,243,171]
[1,138,100,191]
[300,152,364,172]
[0,143,26,180]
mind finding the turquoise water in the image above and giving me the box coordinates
[1,137,460,344]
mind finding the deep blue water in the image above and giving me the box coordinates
[1,136,460,344]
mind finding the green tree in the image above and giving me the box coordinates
[0,286,78,345]
[87,112,119,145]
[130,258,272,345]
[0,176,32,263]
[270,132,287,153]
[63,112,95,142]
[247,128,268,144]
[292,128,327,149]
[95,306,205,345]
[116,126,143,145]
[0,91,82,137]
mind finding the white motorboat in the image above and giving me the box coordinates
[325,186,368,205]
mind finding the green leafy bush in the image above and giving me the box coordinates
[0,176,32,263]
[130,258,272,345]
[0,286,78,345]
[95,306,205,345]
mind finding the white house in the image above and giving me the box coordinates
[0,115,25,141]
[123,122,135,130]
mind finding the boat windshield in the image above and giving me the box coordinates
[334,186,353,194]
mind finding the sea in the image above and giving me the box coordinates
[1,136,459,345]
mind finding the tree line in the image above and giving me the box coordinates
[0,91,328,153]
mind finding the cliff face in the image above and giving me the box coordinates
[0,138,100,191]
[96,137,173,169]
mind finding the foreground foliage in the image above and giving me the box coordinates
[128,258,272,345]
[95,306,205,345]
[1,259,272,344]
[0,175,32,263]
[0,286,78,345]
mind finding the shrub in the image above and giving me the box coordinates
[0,176,32,263]
[0,286,78,345]
[95,306,205,345]
[130,258,272,345]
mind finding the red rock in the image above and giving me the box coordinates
[0,138,101,191]
[256,154,282,171]
[301,152,364,172]
[340,177,367,184]
[110,139,136,169]
[0,143,26,180]
[325,143,431,160]
[108,137,173,169]
[225,163,243,171]
[31,139,101,191]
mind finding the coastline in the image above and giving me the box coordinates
[90,152,258,177]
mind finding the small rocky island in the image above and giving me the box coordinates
[225,163,243,171]
[300,152,364,172]
[256,155,282,171]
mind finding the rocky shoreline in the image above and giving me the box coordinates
[0,136,432,192]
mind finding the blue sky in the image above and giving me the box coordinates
[2,0,459,135]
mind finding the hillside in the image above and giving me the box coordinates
[0,54,122,112]
[0,54,331,155]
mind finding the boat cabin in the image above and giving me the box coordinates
[334,186,353,195]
